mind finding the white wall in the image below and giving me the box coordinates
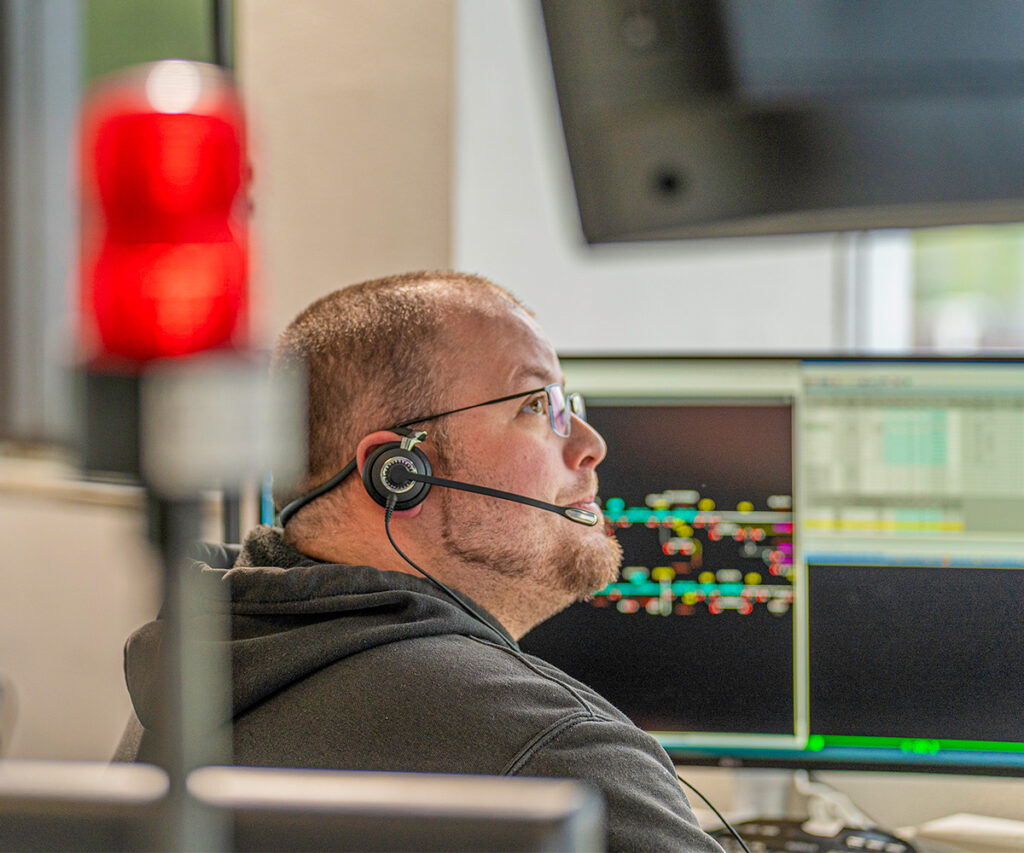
[0,467,159,760]
[454,0,844,354]
[236,0,454,340]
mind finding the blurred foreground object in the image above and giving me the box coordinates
[75,60,297,852]
[75,60,302,490]
[0,762,604,852]
[77,60,257,482]
[79,59,248,363]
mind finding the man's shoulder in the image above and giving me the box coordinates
[377,635,720,849]
[362,632,630,726]
[240,630,639,777]
[352,632,663,773]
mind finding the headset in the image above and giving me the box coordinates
[360,429,600,525]
[278,427,599,527]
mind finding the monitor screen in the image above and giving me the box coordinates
[540,0,1024,241]
[519,356,1024,775]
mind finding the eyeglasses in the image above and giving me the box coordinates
[394,383,586,438]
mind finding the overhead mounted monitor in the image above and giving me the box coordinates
[541,0,1024,242]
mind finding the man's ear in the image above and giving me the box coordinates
[355,431,428,518]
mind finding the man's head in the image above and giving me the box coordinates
[273,271,622,635]
[272,271,518,509]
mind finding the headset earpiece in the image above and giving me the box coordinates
[362,442,433,511]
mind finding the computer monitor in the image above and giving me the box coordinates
[520,355,1024,775]
[541,1,1024,242]
[0,760,166,852]
[190,766,604,852]
[0,761,604,852]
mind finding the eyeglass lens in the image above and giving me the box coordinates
[547,385,586,437]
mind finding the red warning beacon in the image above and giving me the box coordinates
[80,60,249,363]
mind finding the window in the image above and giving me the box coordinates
[913,225,1024,351]
[853,224,1024,354]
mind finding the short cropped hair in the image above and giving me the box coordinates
[271,271,528,513]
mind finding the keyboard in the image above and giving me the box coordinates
[712,818,917,853]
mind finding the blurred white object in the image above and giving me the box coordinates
[902,812,1024,852]
[141,354,305,497]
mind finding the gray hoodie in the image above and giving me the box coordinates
[122,526,723,852]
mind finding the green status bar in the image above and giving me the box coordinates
[807,734,1024,754]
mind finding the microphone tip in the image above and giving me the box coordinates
[564,507,599,526]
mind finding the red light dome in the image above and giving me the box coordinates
[80,61,249,363]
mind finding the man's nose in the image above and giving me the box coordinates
[565,415,607,469]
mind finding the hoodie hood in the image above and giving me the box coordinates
[124,526,515,728]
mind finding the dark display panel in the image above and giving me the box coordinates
[521,402,797,739]
[809,563,1024,745]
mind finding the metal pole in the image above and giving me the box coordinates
[150,494,232,852]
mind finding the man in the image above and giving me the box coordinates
[121,271,724,852]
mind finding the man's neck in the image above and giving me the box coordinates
[287,525,567,641]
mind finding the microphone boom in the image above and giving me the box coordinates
[388,468,599,526]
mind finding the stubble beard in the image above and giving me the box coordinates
[437,479,623,601]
